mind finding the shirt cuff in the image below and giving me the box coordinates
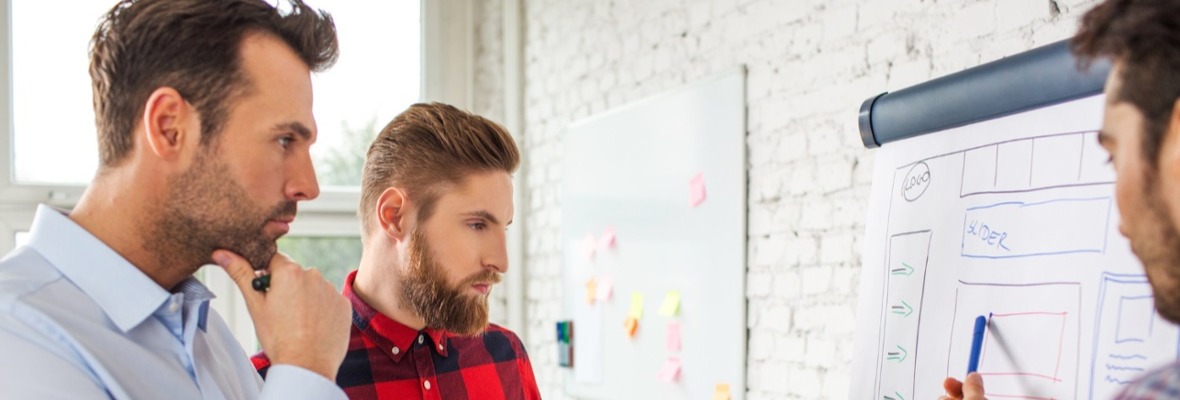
[259,365,346,400]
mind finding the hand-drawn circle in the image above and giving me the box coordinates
[901,162,931,202]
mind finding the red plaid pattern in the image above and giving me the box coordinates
[252,271,541,400]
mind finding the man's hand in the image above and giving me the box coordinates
[940,372,985,400]
[214,250,350,381]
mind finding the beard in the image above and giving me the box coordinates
[148,148,296,277]
[1128,171,1180,324]
[399,227,502,336]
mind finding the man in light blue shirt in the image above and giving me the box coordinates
[0,0,352,398]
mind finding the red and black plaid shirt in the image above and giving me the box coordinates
[252,271,541,400]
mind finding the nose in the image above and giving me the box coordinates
[483,231,509,274]
[287,151,320,201]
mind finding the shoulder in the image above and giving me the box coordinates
[1119,363,1180,398]
[483,323,525,345]
[480,323,532,358]
[0,247,64,310]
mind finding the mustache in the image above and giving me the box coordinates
[265,201,298,222]
[459,270,503,287]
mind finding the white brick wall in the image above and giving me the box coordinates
[472,0,1102,398]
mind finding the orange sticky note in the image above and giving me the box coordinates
[624,317,639,338]
[585,277,597,305]
[667,321,682,353]
[580,233,597,261]
[597,226,617,250]
[712,383,731,400]
[596,277,614,301]
[657,357,681,383]
[689,173,707,207]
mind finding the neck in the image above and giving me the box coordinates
[70,169,190,290]
[354,241,426,331]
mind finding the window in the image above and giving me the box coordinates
[304,0,420,188]
[10,0,110,185]
[9,0,421,188]
[277,236,363,290]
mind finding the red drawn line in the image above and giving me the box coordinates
[986,394,1056,400]
[979,372,1064,382]
[978,311,1068,379]
[1053,312,1067,381]
[990,311,1067,318]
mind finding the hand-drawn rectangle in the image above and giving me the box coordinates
[961,197,1112,259]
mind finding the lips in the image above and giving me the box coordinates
[265,216,295,238]
[472,283,493,295]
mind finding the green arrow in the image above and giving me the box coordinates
[886,345,908,363]
[890,300,914,317]
[891,262,915,276]
[883,392,906,400]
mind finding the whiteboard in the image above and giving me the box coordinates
[561,70,746,400]
[851,95,1180,399]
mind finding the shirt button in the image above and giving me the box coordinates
[437,344,444,351]
[424,380,432,390]
[418,335,425,344]
[168,302,180,313]
[391,346,400,355]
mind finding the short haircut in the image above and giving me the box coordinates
[89,0,338,167]
[1072,0,1180,166]
[360,103,521,236]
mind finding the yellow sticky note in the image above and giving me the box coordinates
[712,383,731,400]
[585,278,597,305]
[659,291,681,316]
[629,293,644,319]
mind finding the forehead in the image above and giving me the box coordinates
[230,33,315,129]
[434,172,514,210]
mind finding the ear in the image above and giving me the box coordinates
[141,87,195,161]
[375,187,411,241]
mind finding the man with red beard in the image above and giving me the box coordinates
[252,103,541,399]
[0,0,351,398]
[942,0,1180,399]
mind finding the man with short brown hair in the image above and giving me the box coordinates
[942,0,1180,398]
[0,0,351,398]
[253,103,542,399]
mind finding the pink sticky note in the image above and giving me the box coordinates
[689,173,707,208]
[596,277,614,301]
[657,358,681,383]
[667,321,682,353]
[580,233,597,261]
[597,226,617,251]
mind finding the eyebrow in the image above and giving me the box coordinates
[462,210,511,226]
[273,121,313,141]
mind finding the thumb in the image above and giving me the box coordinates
[962,372,985,399]
[213,249,261,298]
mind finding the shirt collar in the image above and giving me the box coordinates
[343,270,450,362]
[25,205,213,332]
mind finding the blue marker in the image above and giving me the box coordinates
[967,315,987,374]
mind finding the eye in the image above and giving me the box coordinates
[468,222,488,231]
[278,135,294,149]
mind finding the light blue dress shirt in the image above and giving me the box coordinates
[0,205,346,399]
